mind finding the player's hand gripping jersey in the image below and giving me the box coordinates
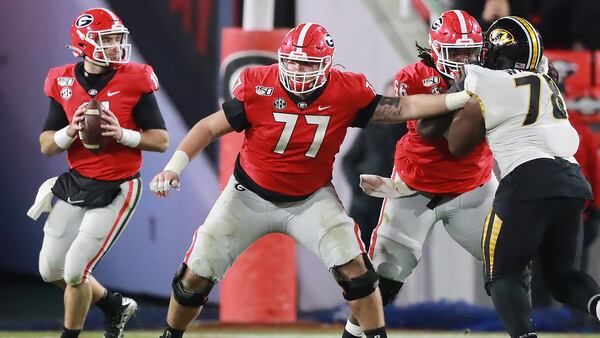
[224,64,378,201]
[44,62,159,180]
[393,62,493,194]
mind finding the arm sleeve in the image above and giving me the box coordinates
[42,98,69,132]
[222,98,249,132]
[351,95,381,128]
[132,92,166,130]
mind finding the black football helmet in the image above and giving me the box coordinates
[480,16,543,71]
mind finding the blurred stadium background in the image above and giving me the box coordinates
[1,0,599,336]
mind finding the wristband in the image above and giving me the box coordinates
[54,126,75,150]
[444,91,472,111]
[164,150,190,176]
[118,128,141,148]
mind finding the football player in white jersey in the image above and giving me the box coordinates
[446,16,600,338]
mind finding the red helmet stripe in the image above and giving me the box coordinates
[453,10,468,40]
[295,22,313,53]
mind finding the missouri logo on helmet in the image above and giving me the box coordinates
[481,16,543,71]
[489,29,515,47]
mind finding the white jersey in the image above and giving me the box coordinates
[464,65,580,178]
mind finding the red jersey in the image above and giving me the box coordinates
[44,62,159,180]
[393,62,493,194]
[570,114,600,209]
[229,64,377,198]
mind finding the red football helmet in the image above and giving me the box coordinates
[278,23,335,95]
[429,10,483,78]
[68,8,131,67]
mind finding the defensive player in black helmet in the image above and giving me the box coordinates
[446,16,600,337]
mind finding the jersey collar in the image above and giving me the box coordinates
[74,62,117,97]
[282,79,329,110]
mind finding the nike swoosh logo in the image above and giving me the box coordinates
[67,197,85,204]
[318,105,332,111]
[107,91,120,97]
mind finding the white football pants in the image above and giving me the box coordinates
[183,176,365,281]
[370,174,498,282]
[38,177,142,286]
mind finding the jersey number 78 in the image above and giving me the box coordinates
[515,74,568,126]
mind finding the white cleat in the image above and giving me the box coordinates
[104,294,138,338]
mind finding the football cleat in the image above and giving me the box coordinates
[103,294,138,338]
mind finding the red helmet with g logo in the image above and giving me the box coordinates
[278,23,335,95]
[68,8,131,67]
[429,10,483,78]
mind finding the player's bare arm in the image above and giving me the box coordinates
[416,113,455,140]
[39,102,87,157]
[150,109,233,197]
[446,97,485,157]
[369,91,470,123]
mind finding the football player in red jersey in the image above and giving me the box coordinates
[35,8,168,338]
[343,10,497,338]
[150,23,471,338]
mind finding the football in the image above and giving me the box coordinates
[79,99,108,154]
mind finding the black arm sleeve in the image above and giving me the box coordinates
[42,98,69,131]
[222,98,249,132]
[132,93,166,130]
[351,95,382,128]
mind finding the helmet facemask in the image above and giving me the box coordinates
[73,25,131,67]
[278,50,332,95]
[431,39,482,78]
[78,26,131,67]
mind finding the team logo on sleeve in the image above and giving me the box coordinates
[422,76,441,87]
[57,77,75,87]
[220,52,277,102]
[60,87,73,100]
[273,97,287,110]
[255,86,274,96]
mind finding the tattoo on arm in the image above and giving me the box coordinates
[371,97,403,123]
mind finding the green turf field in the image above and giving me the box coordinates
[0,331,597,338]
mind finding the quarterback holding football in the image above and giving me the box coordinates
[33,8,168,338]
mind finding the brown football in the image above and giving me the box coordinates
[79,99,108,154]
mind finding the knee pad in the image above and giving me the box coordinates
[63,269,85,286]
[379,276,404,306]
[172,263,215,307]
[39,262,61,283]
[332,254,379,301]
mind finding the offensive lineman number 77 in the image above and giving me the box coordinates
[272,113,331,158]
